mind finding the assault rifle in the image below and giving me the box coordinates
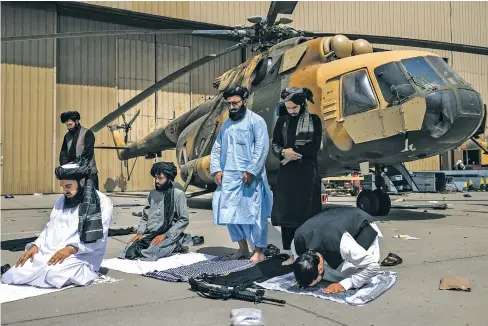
[188,277,286,305]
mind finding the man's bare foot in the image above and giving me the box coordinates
[282,257,294,265]
[230,249,250,259]
[249,251,265,263]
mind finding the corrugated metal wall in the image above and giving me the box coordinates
[1,3,56,194]
[2,1,487,193]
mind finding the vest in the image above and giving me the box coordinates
[66,126,98,174]
[294,207,377,269]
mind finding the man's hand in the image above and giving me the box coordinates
[130,234,143,243]
[242,172,254,186]
[15,245,39,267]
[323,283,345,294]
[151,234,167,246]
[281,158,291,165]
[215,172,223,186]
[283,148,302,161]
[48,246,77,266]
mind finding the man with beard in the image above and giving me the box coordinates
[271,87,323,264]
[1,162,113,288]
[118,162,192,261]
[210,86,273,263]
[59,111,99,190]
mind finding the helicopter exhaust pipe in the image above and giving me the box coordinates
[180,155,214,185]
[108,125,176,161]
[108,126,128,160]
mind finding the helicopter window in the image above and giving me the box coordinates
[427,56,467,86]
[458,89,482,115]
[401,57,445,89]
[374,62,415,104]
[341,70,378,116]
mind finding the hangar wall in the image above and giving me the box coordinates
[1,2,241,194]
[2,1,487,194]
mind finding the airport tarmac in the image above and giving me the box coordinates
[1,192,488,326]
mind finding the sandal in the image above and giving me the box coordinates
[263,244,280,257]
[381,253,403,266]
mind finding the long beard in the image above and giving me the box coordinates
[68,124,80,135]
[229,106,247,121]
[155,181,173,192]
[63,188,84,210]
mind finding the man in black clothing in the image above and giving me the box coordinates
[289,207,383,294]
[59,111,99,190]
[271,87,323,261]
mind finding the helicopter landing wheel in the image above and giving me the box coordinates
[374,189,391,216]
[356,189,379,216]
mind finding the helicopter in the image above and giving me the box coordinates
[4,1,487,216]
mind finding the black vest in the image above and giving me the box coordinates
[294,207,377,269]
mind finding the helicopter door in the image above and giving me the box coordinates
[340,69,385,144]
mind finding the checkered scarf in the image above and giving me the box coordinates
[78,177,103,243]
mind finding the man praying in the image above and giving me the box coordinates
[118,162,192,261]
[210,86,273,263]
[1,161,113,288]
[289,207,383,294]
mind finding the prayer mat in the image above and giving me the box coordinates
[202,255,293,288]
[255,271,397,306]
[143,256,256,282]
[101,252,213,275]
[0,273,122,304]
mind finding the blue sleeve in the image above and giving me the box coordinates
[245,118,269,176]
[210,128,223,176]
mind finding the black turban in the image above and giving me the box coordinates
[280,87,314,105]
[223,86,249,100]
[60,111,81,123]
[55,161,91,181]
[150,162,177,181]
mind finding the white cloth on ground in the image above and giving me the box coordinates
[101,252,214,275]
[0,273,121,304]
[1,192,113,288]
[256,271,397,306]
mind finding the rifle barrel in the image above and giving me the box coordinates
[262,296,286,305]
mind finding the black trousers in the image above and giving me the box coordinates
[90,173,99,191]
[281,227,297,250]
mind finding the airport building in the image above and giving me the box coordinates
[1,1,487,194]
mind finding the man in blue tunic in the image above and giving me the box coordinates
[210,86,273,262]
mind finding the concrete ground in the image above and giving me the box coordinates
[1,191,488,325]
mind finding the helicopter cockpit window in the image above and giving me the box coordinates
[401,56,445,89]
[342,70,378,116]
[427,56,467,86]
[374,62,415,104]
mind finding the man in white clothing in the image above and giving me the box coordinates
[1,161,113,288]
[288,206,382,294]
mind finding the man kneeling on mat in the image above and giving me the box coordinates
[288,207,383,294]
[118,162,192,261]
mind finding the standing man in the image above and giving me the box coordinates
[271,87,323,263]
[60,111,99,190]
[210,86,273,263]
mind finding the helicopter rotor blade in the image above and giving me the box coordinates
[127,110,141,128]
[121,113,128,125]
[304,32,488,56]
[1,29,236,42]
[266,1,298,26]
[90,42,247,132]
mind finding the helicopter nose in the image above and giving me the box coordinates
[422,88,483,143]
